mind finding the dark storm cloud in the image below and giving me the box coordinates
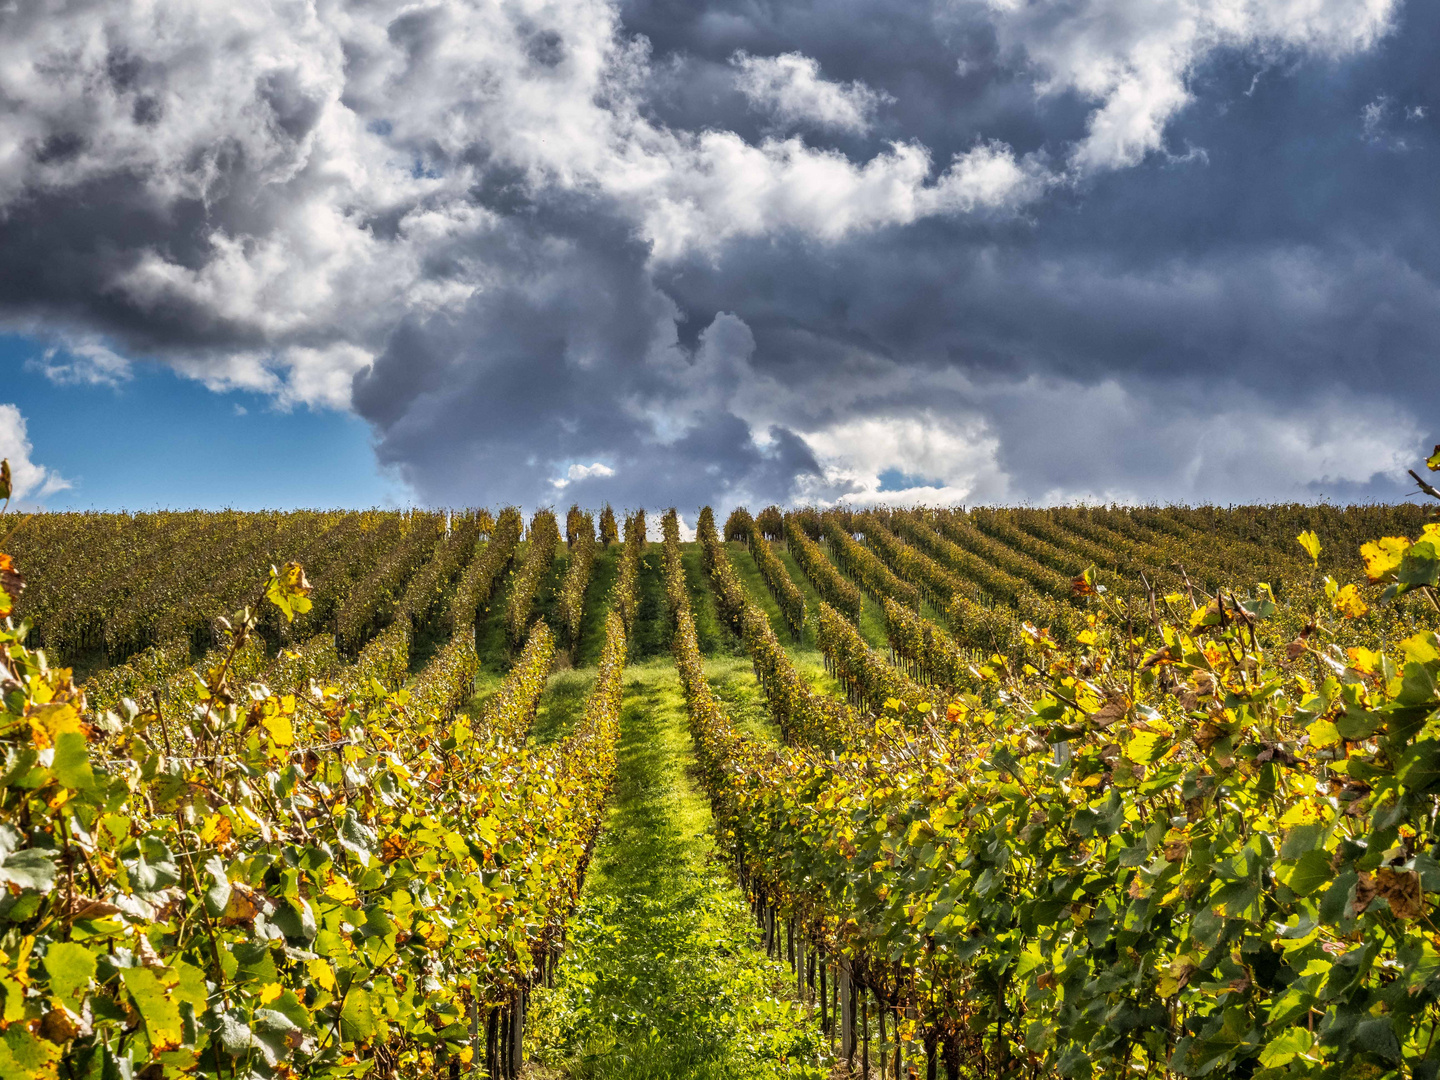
[0,0,1433,508]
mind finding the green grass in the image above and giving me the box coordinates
[527,660,825,1080]
[530,668,597,744]
[630,546,670,663]
[725,544,799,647]
[574,549,621,668]
[681,543,734,658]
[704,656,781,744]
[720,544,849,704]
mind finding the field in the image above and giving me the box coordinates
[3,498,1440,1079]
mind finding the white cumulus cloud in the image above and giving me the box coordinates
[552,461,616,489]
[732,51,891,134]
[980,0,1398,171]
[0,405,69,506]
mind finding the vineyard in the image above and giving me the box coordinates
[4,481,1440,1079]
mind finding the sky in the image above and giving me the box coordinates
[0,0,1435,512]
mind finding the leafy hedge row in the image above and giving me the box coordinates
[332,619,411,701]
[814,601,930,717]
[476,620,556,745]
[880,596,975,691]
[821,515,920,612]
[404,629,479,726]
[932,510,1078,603]
[889,511,1084,646]
[81,639,191,717]
[446,506,522,635]
[555,514,596,648]
[263,631,343,696]
[969,507,1131,597]
[727,508,806,639]
[504,510,561,647]
[696,508,858,749]
[783,514,861,625]
[398,512,483,637]
[613,510,647,636]
[1004,507,1184,595]
[598,504,619,546]
[335,512,446,654]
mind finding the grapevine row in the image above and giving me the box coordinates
[725,508,805,639]
[696,507,859,748]
[783,513,861,624]
[447,506,523,634]
[504,510,560,647]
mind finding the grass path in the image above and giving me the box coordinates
[527,659,826,1080]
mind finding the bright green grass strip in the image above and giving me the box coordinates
[725,544,851,704]
[527,660,826,1080]
[574,548,621,668]
[704,656,782,744]
[724,543,791,645]
[530,668,598,745]
[630,545,670,663]
[681,542,735,658]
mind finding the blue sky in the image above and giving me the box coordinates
[0,0,1435,511]
[0,336,401,509]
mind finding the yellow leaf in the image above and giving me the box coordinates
[261,714,294,748]
[199,815,232,846]
[1361,536,1410,583]
[1307,718,1342,748]
[259,982,284,1005]
[1348,646,1383,674]
[1125,730,1169,765]
[323,872,358,906]
[1296,530,1321,565]
[1278,800,1324,827]
[1331,584,1368,619]
[1399,633,1440,665]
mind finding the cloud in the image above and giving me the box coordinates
[0,0,1428,515]
[732,51,891,133]
[0,405,69,505]
[26,338,132,387]
[980,0,1399,171]
[553,461,616,489]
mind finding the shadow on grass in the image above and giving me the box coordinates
[527,661,825,1080]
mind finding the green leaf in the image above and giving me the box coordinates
[1210,880,1261,921]
[1258,1027,1315,1068]
[52,730,96,791]
[1350,1016,1402,1064]
[0,847,57,894]
[0,1026,60,1077]
[42,942,96,1003]
[217,1010,262,1056]
[120,967,183,1051]
[203,855,231,918]
[340,987,376,1041]
[1275,850,1331,897]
